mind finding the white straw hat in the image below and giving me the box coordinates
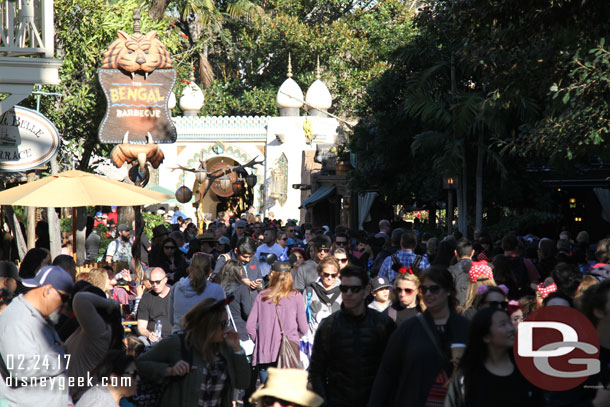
[250,368,323,407]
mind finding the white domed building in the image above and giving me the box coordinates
[156,56,358,229]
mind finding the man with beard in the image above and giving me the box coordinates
[105,224,132,264]
[0,265,74,407]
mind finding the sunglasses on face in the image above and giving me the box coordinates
[150,279,164,285]
[321,272,338,279]
[219,319,230,329]
[485,300,508,310]
[396,288,415,295]
[419,285,441,295]
[339,284,363,294]
[318,248,330,253]
[280,238,288,241]
[55,288,70,303]
[262,397,298,407]
[287,229,296,233]
[164,246,176,250]
[335,257,348,264]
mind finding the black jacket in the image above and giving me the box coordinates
[309,306,396,407]
[368,310,469,407]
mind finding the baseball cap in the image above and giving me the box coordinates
[313,235,332,249]
[235,219,247,228]
[111,206,117,210]
[22,265,74,293]
[271,261,292,273]
[117,224,130,232]
[371,276,391,292]
[218,236,231,246]
[95,212,103,218]
[0,261,20,282]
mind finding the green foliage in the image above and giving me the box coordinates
[21,0,190,171]
[142,212,168,240]
[60,217,72,233]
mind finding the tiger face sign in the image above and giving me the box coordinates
[102,30,172,75]
[98,29,177,144]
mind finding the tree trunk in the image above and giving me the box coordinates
[148,0,170,20]
[75,207,87,266]
[455,176,463,236]
[475,132,484,233]
[461,148,468,236]
[47,157,62,259]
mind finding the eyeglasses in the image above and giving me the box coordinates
[262,397,296,407]
[339,284,363,294]
[396,288,415,294]
[485,300,508,310]
[164,246,176,250]
[335,257,348,264]
[321,272,338,279]
[286,229,296,233]
[236,226,245,229]
[150,279,164,285]
[55,288,70,303]
[335,240,347,246]
[419,285,442,295]
[318,248,330,253]
[219,319,230,329]
[280,238,288,241]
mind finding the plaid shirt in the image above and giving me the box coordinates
[378,249,429,283]
[198,353,228,407]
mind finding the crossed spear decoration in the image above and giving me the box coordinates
[172,156,264,200]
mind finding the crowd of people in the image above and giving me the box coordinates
[0,212,609,407]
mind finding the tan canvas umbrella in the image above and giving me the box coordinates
[0,170,172,206]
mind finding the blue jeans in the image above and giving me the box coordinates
[257,362,277,384]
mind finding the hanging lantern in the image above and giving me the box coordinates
[219,174,231,190]
[195,170,207,183]
[232,179,245,195]
[246,173,257,188]
[175,186,193,203]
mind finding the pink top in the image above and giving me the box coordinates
[246,290,308,366]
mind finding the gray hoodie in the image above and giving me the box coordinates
[168,277,226,332]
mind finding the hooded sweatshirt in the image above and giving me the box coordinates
[168,277,226,332]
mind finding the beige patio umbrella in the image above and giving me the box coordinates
[0,170,173,267]
[0,169,172,206]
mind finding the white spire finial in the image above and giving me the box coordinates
[287,53,293,78]
[316,56,321,80]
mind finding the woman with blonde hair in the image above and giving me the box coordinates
[137,297,251,407]
[384,272,422,325]
[169,252,225,332]
[460,261,497,314]
[247,261,308,383]
[86,268,112,294]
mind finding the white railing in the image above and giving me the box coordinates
[0,0,54,57]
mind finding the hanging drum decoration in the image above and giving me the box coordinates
[232,178,245,196]
[175,186,193,203]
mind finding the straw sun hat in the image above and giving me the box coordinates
[250,368,323,407]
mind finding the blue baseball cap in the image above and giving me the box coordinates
[95,212,103,218]
[22,265,74,293]
[111,206,117,209]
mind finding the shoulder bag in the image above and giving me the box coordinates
[275,304,302,369]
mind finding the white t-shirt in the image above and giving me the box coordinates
[255,243,285,277]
